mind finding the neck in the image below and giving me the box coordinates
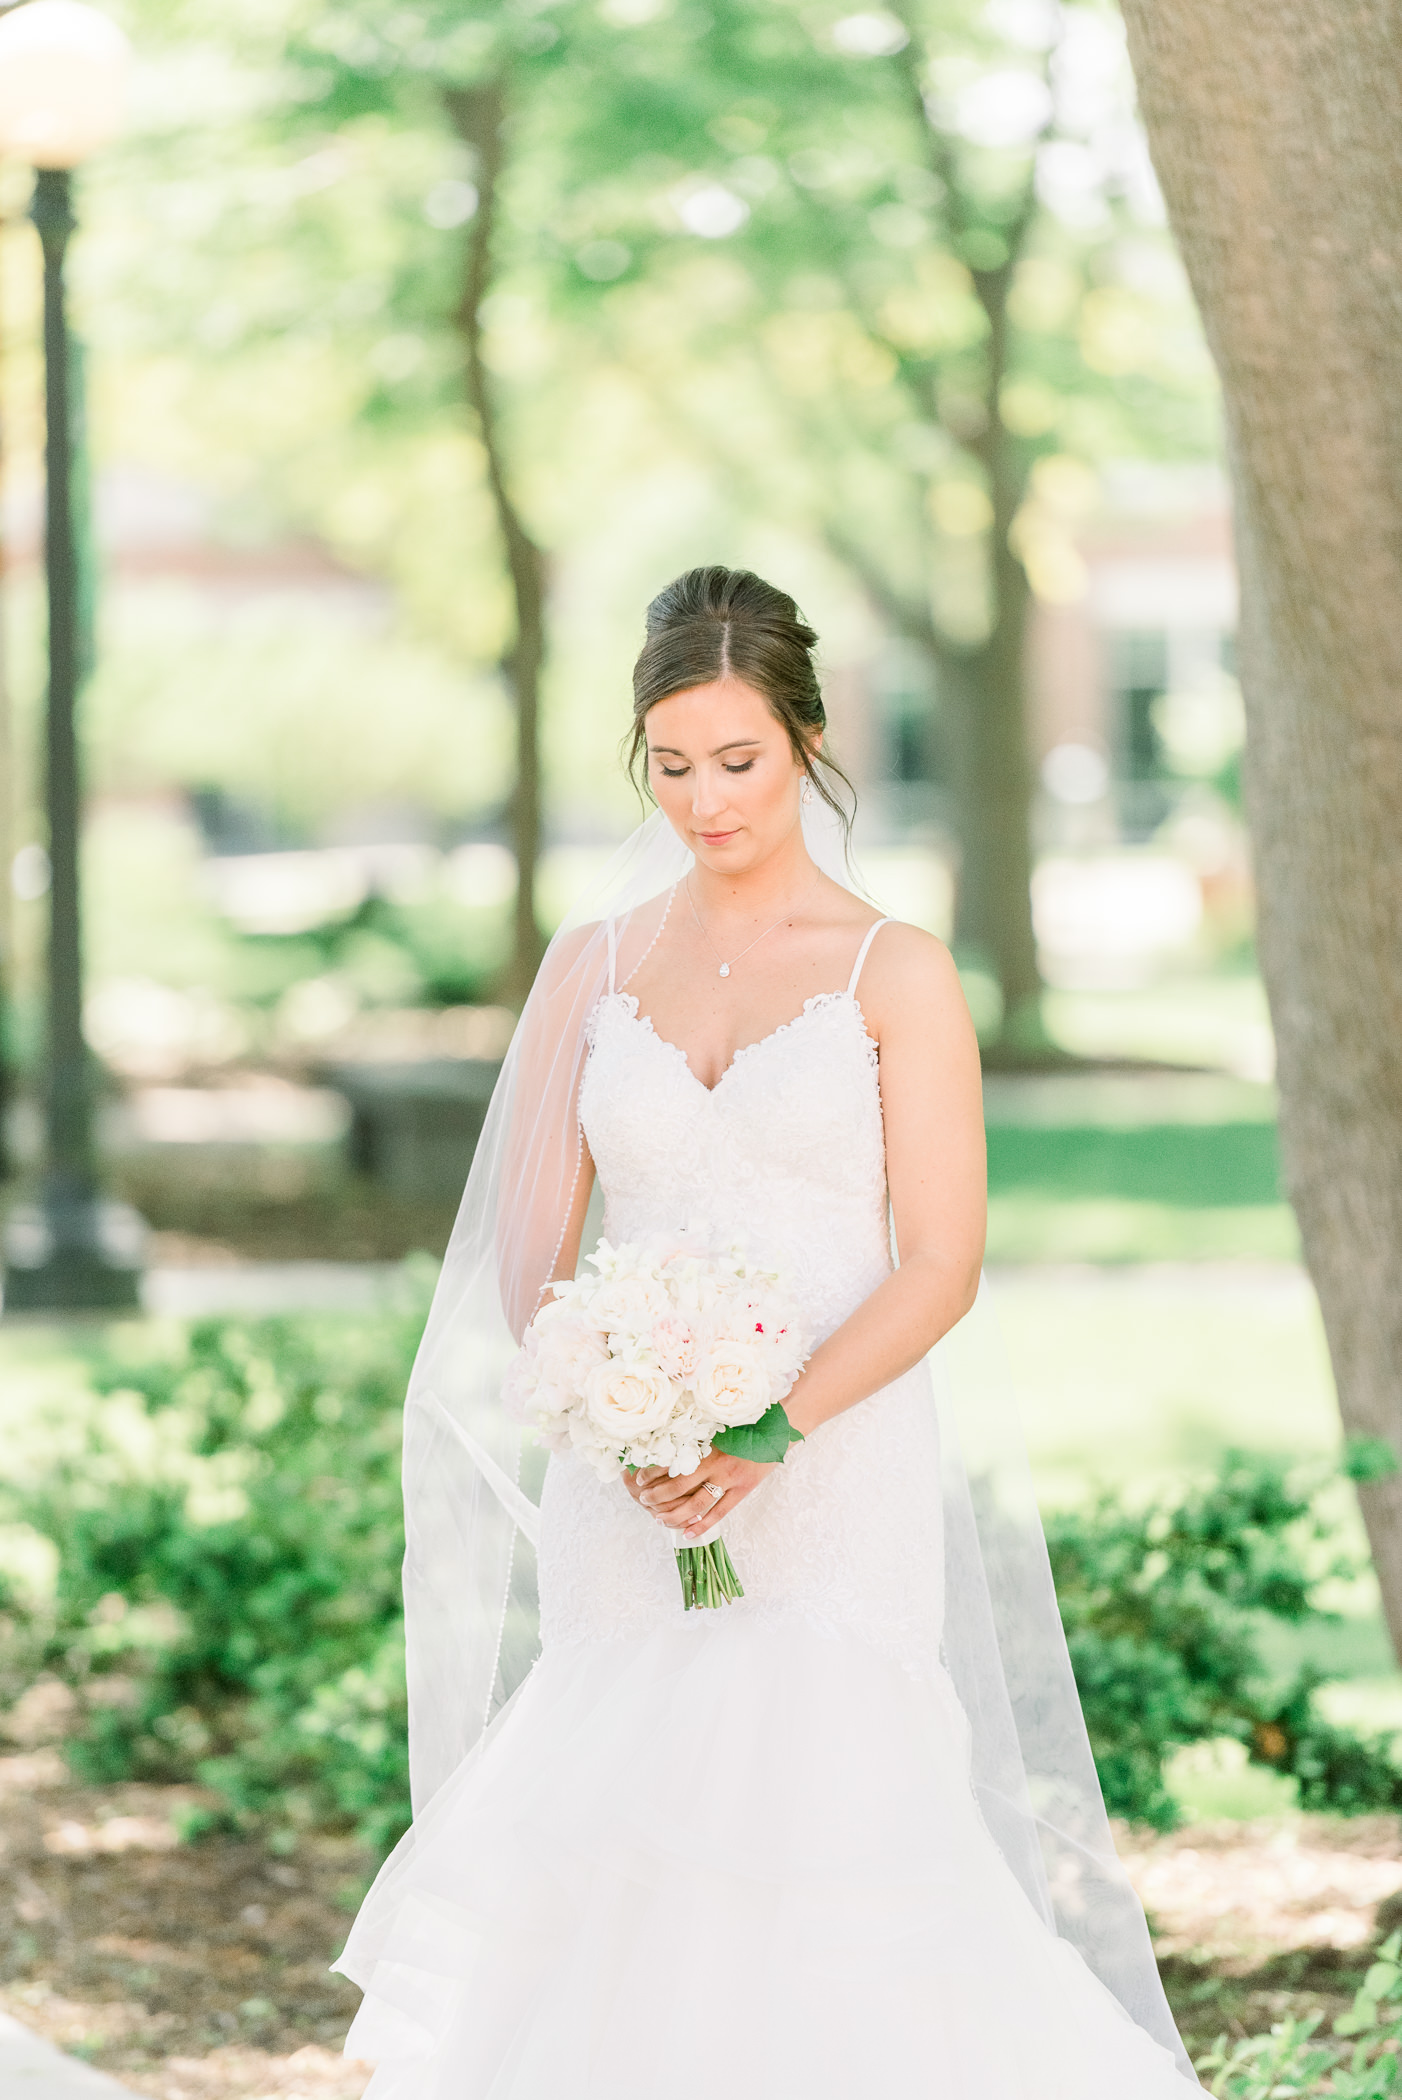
[689,818,815,924]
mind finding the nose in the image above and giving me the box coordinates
[691,766,728,819]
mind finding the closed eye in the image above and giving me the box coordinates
[653,757,758,777]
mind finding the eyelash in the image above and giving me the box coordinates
[657,760,755,778]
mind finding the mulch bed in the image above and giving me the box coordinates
[0,1752,372,2098]
[4,1749,1402,2093]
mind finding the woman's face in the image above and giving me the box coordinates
[645,679,812,876]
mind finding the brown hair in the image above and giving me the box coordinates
[626,566,856,840]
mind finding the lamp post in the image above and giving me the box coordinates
[0,0,143,1312]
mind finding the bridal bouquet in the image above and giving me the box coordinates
[504,1234,808,1609]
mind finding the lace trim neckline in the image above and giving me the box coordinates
[599,988,879,1098]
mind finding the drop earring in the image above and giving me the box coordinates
[801,777,814,807]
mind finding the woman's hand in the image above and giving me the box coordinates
[623,1452,775,1540]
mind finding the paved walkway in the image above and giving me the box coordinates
[143,1260,404,1317]
[0,2012,139,2097]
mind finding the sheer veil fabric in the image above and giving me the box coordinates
[399,801,1192,2079]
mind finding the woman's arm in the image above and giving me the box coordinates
[497,926,601,1340]
[632,923,986,1535]
[537,1136,597,1316]
[784,923,985,1435]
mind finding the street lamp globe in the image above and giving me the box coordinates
[0,0,130,169]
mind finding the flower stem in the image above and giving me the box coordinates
[676,1539,746,1611]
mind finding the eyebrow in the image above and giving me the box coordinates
[647,739,764,757]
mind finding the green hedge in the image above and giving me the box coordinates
[9,1289,427,1854]
[1048,1452,1402,1828]
[4,1292,1399,1854]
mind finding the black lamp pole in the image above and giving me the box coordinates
[1,166,143,1311]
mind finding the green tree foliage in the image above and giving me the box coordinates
[513,0,1217,1036]
[72,2,1214,1016]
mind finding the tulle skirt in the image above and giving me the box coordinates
[335,1613,1199,2096]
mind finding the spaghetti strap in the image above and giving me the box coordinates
[606,917,617,994]
[846,917,891,998]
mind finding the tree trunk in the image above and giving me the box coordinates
[0,199,13,1179]
[888,30,1047,1048]
[444,79,548,1010]
[956,254,1043,1050]
[1119,0,1402,1654]
[953,561,1040,1048]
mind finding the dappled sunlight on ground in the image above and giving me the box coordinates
[0,1752,372,2098]
[1121,1814,1402,1965]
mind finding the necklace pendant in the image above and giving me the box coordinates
[718,962,730,978]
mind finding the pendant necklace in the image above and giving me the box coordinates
[686,871,818,978]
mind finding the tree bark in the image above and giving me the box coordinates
[887,23,1049,1046]
[0,202,13,1180]
[1119,0,1402,1653]
[444,79,548,1009]
[958,250,1043,1051]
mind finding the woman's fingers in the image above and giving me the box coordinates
[682,1490,731,1540]
[635,1459,755,1527]
[639,1471,704,1509]
[654,1485,715,1529]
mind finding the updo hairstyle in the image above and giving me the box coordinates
[626,565,855,840]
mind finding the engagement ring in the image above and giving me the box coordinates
[703,1482,724,1502]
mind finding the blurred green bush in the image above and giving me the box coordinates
[4,1285,432,1855]
[4,1298,1399,1855]
[1049,1452,1402,1828]
[1198,1929,1402,2094]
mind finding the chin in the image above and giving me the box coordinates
[692,841,760,874]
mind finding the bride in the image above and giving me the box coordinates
[335,567,1202,2094]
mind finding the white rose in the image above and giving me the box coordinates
[582,1358,678,1443]
[693,1340,773,1428]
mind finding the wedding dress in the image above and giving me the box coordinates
[335,917,1200,2096]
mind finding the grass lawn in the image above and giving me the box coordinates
[991,1263,1338,1497]
[985,1071,1298,1263]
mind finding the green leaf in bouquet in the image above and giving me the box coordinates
[712,1403,804,1466]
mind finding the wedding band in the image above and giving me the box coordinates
[703,1481,724,1502]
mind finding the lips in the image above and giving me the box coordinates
[696,829,739,844]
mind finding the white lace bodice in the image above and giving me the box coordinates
[536,927,945,1675]
[583,989,891,1332]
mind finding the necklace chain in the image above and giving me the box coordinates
[686,871,818,978]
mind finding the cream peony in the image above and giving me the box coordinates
[585,1273,671,1338]
[534,1307,610,1392]
[646,1312,701,1381]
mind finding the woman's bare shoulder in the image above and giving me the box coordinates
[859,921,972,1036]
[534,886,676,991]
